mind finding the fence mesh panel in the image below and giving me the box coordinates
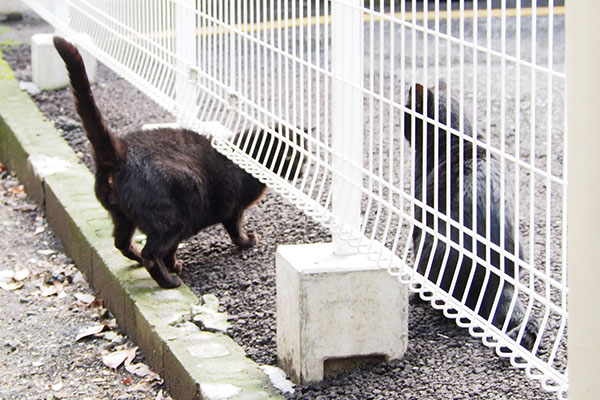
[22,0,567,397]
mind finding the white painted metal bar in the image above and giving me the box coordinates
[175,0,196,124]
[21,0,569,397]
[566,1,598,399]
[330,0,363,255]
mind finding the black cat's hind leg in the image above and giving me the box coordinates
[223,211,259,248]
[491,282,540,351]
[141,232,183,289]
[163,244,183,274]
[111,211,143,263]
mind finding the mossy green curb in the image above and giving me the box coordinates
[0,52,283,400]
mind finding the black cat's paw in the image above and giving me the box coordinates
[247,232,259,246]
[236,232,259,248]
[147,263,183,289]
[170,260,183,274]
[409,291,425,305]
[157,274,183,289]
[506,317,540,352]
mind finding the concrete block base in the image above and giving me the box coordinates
[32,33,97,90]
[276,242,408,384]
[0,0,29,15]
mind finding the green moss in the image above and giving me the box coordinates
[0,23,23,79]
[0,53,14,80]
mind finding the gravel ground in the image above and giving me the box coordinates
[0,168,172,400]
[1,13,563,400]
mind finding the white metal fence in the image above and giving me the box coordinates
[22,0,568,397]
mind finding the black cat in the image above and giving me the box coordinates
[53,36,304,288]
[404,81,539,350]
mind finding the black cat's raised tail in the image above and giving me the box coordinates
[54,36,306,290]
[52,36,126,170]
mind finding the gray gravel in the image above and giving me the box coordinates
[0,168,171,400]
[1,13,564,400]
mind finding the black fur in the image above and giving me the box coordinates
[404,81,539,350]
[53,36,304,289]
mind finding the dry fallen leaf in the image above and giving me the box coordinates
[103,318,117,330]
[125,347,137,364]
[74,292,95,305]
[15,203,37,212]
[102,347,136,370]
[127,382,151,393]
[9,185,25,196]
[75,324,105,341]
[102,350,130,370]
[13,269,30,282]
[37,249,57,256]
[123,376,133,385]
[39,284,58,297]
[125,362,154,378]
[0,269,14,282]
[72,271,85,284]
[99,331,121,343]
[0,281,24,291]
[89,298,104,308]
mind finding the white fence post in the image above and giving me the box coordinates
[175,0,197,125]
[567,1,600,399]
[21,0,569,395]
[331,0,364,255]
[276,0,407,384]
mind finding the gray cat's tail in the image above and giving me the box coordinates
[53,36,126,170]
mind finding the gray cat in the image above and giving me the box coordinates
[404,82,539,351]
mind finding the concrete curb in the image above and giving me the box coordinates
[0,52,283,400]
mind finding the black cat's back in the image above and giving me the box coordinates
[114,127,246,235]
[54,36,305,289]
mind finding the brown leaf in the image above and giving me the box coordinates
[0,281,24,291]
[103,318,117,330]
[102,347,137,370]
[102,350,129,370]
[13,269,30,282]
[37,249,57,256]
[0,270,14,281]
[127,382,151,393]
[124,347,137,365]
[75,324,105,341]
[123,376,133,385]
[73,292,95,305]
[98,331,121,342]
[9,185,25,195]
[125,362,154,378]
[39,284,58,297]
[89,298,104,308]
[15,204,37,212]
